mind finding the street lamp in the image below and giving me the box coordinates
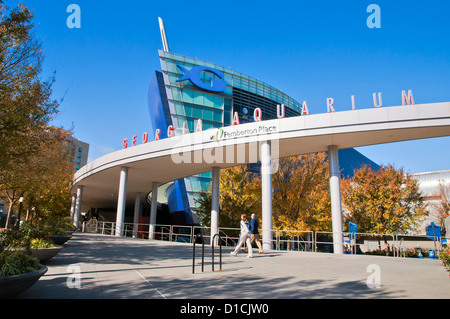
[16,197,23,227]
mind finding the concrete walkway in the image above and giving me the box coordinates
[17,232,449,299]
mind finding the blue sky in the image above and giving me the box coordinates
[9,0,450,173]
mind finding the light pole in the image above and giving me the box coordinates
[16,197,24,227]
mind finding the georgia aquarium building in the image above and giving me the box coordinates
[147,49,378,226]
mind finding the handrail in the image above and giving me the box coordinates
[83,221,443,259]
[211,234,222,272]
[192,233,205,274]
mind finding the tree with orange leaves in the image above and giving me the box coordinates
[195,165,261,229]
[341,164,428,236]
[272,152,332,244]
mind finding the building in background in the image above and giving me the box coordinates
[69,137,89,172]
[46,126,90,172]
[409,170,450,233]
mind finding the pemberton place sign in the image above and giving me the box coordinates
[122,89,417,149]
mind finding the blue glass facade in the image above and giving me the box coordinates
[148,50,379,225]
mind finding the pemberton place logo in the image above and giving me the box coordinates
[211,124,278,142]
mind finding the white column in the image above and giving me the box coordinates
[261,140,273,251]
[70,193,77,221]
[149,182,158,240]
[211,167,220,246]
[133,192,141,238]
[73,186,83,229]
[328,145,344,254]
[115,167,128,237]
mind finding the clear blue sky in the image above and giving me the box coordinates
[9,0,450,173]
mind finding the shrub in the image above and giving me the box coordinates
[440,246,450,273]
[39,217,73,236]
[0,227,31,250]
[30,238,58,249]
[21,221,51,242]
[0,251,42,277]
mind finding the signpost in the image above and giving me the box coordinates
[426,222,441,259]
[349,222,357,254]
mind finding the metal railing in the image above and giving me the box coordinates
[192,233,205,274]
[211,234,223,272]
[81,221,445,259]
[274,230,314,252]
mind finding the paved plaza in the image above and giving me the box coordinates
[17,232,449,300]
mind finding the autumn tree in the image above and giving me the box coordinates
[430,182,450,236]
[272,153,332,245]
[23,127,75,221]
[341,164,428,236]
[195,165,261,229]
[196,153,333,244]
[0,127,75,227]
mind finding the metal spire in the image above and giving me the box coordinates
[158,17,170,52]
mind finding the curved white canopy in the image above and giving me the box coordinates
[72,102,450,211]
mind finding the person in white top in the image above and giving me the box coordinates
[230,213,253,258]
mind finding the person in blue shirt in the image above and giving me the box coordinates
[250,213,264,254]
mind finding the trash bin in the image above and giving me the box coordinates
[428,249,436,259]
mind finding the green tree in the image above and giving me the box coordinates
[0,1,59,172]
[0,1,62,227]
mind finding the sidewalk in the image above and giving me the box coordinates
[17,232,450,299]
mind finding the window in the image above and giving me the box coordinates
[175,103,185,116]
[193,91,203,105]
[203,93,214,107]
[213,95,223,109]
[171,87,182,101]
[203,108,213,121]
[184,104,193,117]
[213,109,222,122]
[192,105,202,118]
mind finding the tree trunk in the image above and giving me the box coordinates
[383,236,390,256]
[5,200,14,228]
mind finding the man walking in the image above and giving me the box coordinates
[231,214,253,258]
[250,213,264,254]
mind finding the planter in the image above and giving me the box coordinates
[50,235,72,245]
[30,246,63,262]
[0,266,48,299]
[5,247,63,263]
